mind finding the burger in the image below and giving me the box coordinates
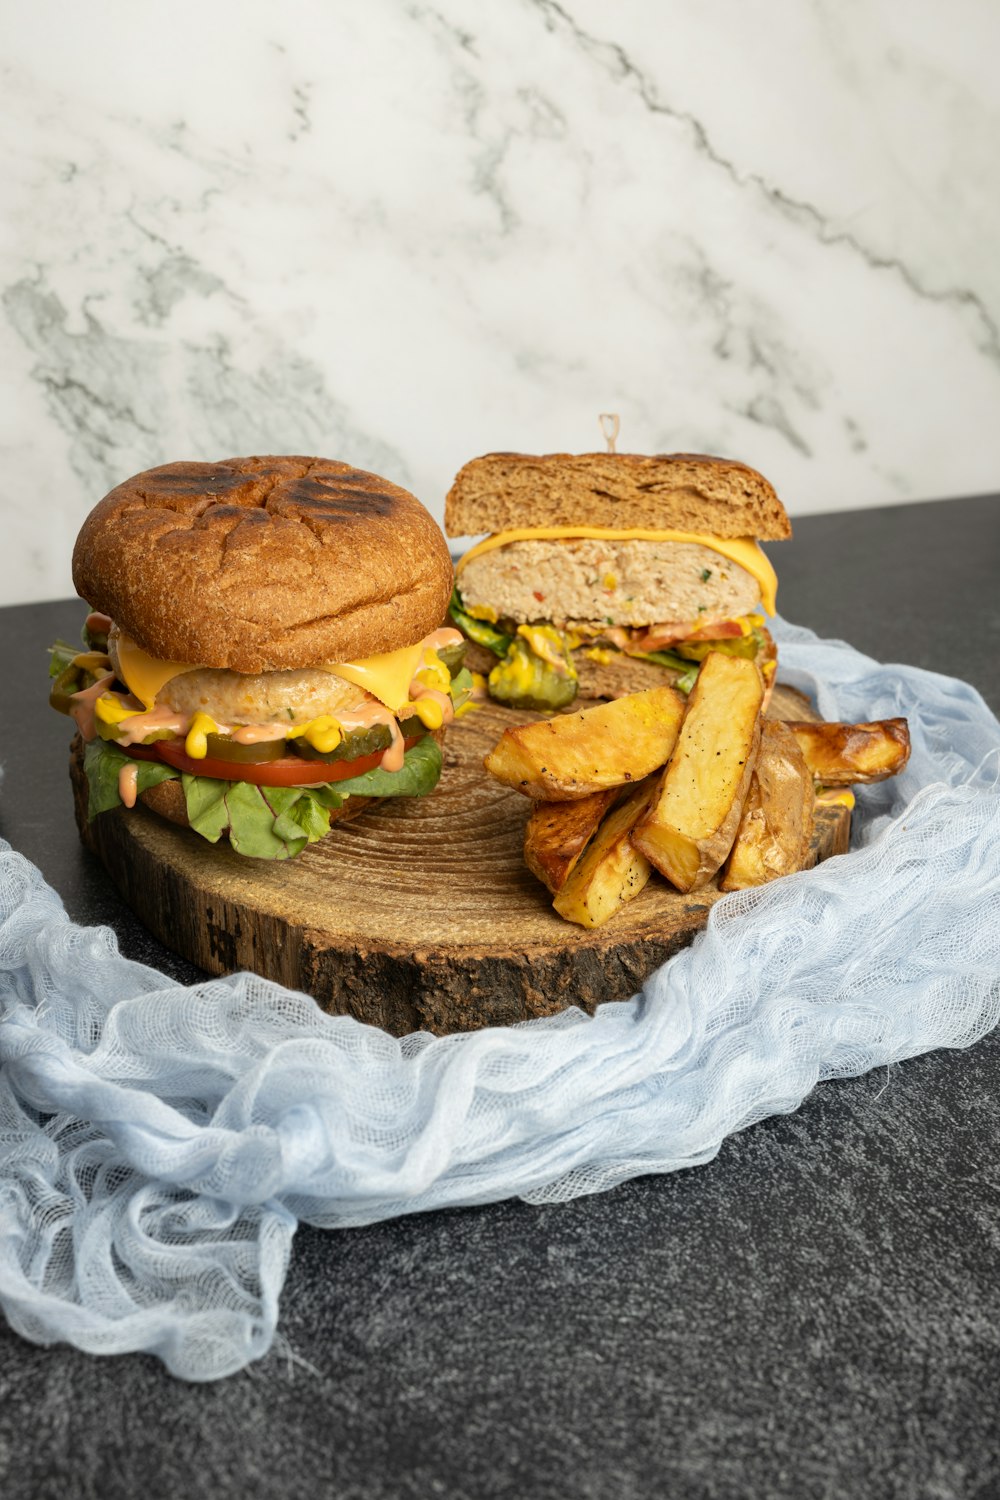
[49,456,470,860]
[445,450,790,711]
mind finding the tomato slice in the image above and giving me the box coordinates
[123,737,421,786]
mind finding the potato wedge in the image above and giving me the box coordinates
[552,781,656,928]
[813,787,855,810]
[719,721,814,891]
[524,787,622,894]
[632,653,764,892]
[783,718,910,785]
[483,685,686,800]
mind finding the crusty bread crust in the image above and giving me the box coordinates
[444,452,791,541]
[73,456,454,673]
[462,640,504,677]
[139,776,372,830]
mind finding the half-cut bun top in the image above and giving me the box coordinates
[444,452,791,541]
[73,456,454,673]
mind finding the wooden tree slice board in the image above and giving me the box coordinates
[71,685,850,1036]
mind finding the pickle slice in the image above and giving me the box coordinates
[436,641,466,679]
[48,654,113,715]
[203,733,288,764]
[488,637,578,712]
[448,588,513,657]
[292,722,393,764]
[49,663,82,716]
[674,630,762,663]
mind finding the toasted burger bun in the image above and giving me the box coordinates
[444,451,791,540]
[74,456,454,674]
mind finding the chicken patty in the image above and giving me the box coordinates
[108,631,371,724]
[458,539,761,627]
[156,667,373,725]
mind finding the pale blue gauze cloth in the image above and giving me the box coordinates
[1,619,999,1381]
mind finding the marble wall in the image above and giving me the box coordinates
[2,0,998,606]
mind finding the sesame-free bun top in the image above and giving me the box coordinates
[444,452,792,541]
[73,456,455,673]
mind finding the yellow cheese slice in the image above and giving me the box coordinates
[320,642,426,712]
[116,635,429,716]
[455,527,778,615]
[116,634,196,711]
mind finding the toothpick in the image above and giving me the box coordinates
[598,413,620,454]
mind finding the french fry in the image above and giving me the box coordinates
[783,719,910,785]
[552,781,656,928]
[719,721,814,891]
[524,787,622,894]
[632,653,764,892]
[483,685,686,800]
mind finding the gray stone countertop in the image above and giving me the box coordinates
[1,493,999,1500]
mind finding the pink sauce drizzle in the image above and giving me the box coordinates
[379,715,405,773]
[81,625,464,772]
[400,629,463,746]
[115,706,188,746]
[328,699,402,770]
[408,683,454,725]
[231,723,293,745]
[68,673,116,742]
[421,626,463,652]
[118,762,139,808]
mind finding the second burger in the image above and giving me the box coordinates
[445,448,790,712]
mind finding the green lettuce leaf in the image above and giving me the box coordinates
[629,646,691,672]
[448,665,474,714]
[331,733,442,798]
[265,782,346,848]
[84,729,441,861]
[178,740,439,860]
[625,648,700,694]
[83,737,179,820]
[221,782,303,860]
[180,777,347,860]
[48,638,80,678]
[179,774,233,844]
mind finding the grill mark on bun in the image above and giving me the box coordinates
[280,470,401,519]
[73,456,454,673]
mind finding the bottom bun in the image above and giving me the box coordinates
[574,652,680,700]
[463,641,503,677]
[138,776,372,829]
